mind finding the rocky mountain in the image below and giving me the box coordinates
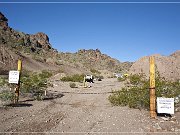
[0,12,131,75]
[57,49,132,72]
[129,51,180,81]
[0,12,59,74]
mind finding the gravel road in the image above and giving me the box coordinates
[0,78,179,134]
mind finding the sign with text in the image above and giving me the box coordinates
[157,97,174,114]
[9,71,20,84]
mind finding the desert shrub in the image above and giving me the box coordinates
[39,70,53,79]
[69,82,77,88]
[61,74,84,82]
[32,55,45,63]
[90,69,101,74]
[155,77,180,99]
[16,38,25,46]
[129,74,144,85]
[0,77,15,103]
[0,76,8,86]
[98,75,104,80]
[109,85,150,109]
[94,75,104,81]
[23,47,32,54]
[109,74,180,110]
[117,77,126,82]
[0,90,15,102]
[20,70,52,100]
[58,68,64,73]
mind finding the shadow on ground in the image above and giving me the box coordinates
[6,103,33,107]
[43,93,64,100]
[21,93,64,102]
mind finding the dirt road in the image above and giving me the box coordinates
[0,78,179,134]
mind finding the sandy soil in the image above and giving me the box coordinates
[0,78,179,135]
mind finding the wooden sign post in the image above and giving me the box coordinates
[149,56,156,118]
[14,60,22,103]
[83,76,87,88]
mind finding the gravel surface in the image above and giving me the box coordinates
[0,78,179,134]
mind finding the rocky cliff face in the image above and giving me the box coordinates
[29,32,52,50]
[0,12,58,73]
[0,12,8,30]
[129,51,180,81]
[0,12,54,52]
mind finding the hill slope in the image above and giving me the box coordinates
[0,12,131,75]
[129,51,180,81]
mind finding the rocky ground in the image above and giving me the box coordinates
[0,78,179,135]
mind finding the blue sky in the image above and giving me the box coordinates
[1,0,180,62]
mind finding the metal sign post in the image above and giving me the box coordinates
[149,56,156,118]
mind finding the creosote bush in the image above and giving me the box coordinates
[0,90,15,102]
[109,74,180,110]
[129,74,145,85]
[94,75,104,81]
[0,70,53,102]
[0,76,8,86]
[90,69,101,74]
[0,77,14,102]
[20,70,52,100]
[60,74,84,82]
[117,77,126,82]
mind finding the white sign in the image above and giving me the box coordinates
[157,97,174,114]
[9,71,20,84]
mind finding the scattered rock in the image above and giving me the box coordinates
[161,117,170,121]
[154,123,162,130]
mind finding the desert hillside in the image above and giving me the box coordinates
[129,51,180,81]
[0,12,131,76]
[1,11,179,81]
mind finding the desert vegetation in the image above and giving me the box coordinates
[60,74,85,82]
[0,76,14,103]
[20,70,53,100]
[69,82,77,88]
[0,70,53,103]
[109,73,180,110]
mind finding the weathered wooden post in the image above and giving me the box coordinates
[83,77,87,88]
[15,60,22,103]
[149,56,156,118]
[83,76,86,88]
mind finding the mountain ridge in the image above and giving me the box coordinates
[0,12,132,76]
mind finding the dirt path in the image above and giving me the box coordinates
[0,78,179,134]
